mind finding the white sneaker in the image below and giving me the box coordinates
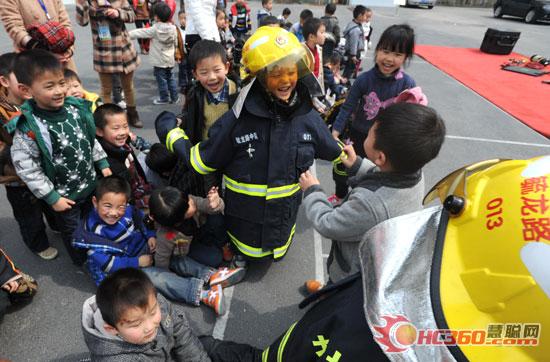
[37,247,58,260]
[117,100,127,109]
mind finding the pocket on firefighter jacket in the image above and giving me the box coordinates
[296,143,315,175]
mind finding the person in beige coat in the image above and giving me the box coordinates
[0,0,77,71]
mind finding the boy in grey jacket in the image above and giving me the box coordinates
[342,5,369,79]
[82,267,211,362]
[129,2,180,105]
[299,103,445,284]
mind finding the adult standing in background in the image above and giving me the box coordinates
[76,0,143,128]
[184,0,220,53]
[0,0,77,71]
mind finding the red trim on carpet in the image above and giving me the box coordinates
[415,44,550,137]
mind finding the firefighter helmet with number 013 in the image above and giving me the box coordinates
[425,155,550,361]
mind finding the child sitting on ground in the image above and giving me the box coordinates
[149,186,234,269]
[9,49,112,265]
[140,143,178,189]
[299,103,446,287]
[74,176,241,315]
[82,268,211,360]
[94,104,151,209]
[129,2,180,105]
[64,69,101,113]
[0,52,59,260]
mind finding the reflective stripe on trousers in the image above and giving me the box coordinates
[227,224,296,259]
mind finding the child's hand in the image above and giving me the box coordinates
[138,254,153,267]
[104,8,119,18]
[299,170,320,191]
[52,197,75,212]
[1,279,19,293]
[207,187,221,210]
[148,237,157,253]
[331,130,341,140]
[341,144,357,168]
[102,168,113,177]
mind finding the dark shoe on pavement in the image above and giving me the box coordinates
[126,106,143,128]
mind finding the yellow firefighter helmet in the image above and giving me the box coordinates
[425,155,550,361]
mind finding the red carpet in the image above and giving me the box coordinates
[415,45,550,137]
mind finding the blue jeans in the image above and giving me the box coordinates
[153,66,178,102]
[142,256,213,306]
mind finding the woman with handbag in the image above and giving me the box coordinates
[0,0,77,71]
[76,0,143,128]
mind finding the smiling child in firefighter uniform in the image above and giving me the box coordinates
[156,26,343,263]
[200,156,550,362]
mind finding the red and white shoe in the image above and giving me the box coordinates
[327,194,343,206]
[201,284,225,315]
[209,267,246,288]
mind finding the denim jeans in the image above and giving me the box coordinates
[5,186,55,253]
[54,197,92,265]
[153,66,178,102]
[143,256,213,306]
[188,214,227,268]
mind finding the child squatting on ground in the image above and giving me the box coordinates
[156,26,344,265]
[300,102,446,290]
[7,49,113,266]
[82,267,211,361]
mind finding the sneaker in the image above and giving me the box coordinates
[327,194,343,206]
[305,279,324,294]
[117,100,127,109]
[153,98,170,105]
[170,95,181,104]
[209,267,246,288]
[201,284,225,315]
[37,247,58,260]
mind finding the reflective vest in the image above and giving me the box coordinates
[187,85,342,260]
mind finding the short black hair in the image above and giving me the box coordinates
[149,186,189,227]
[153,2,172,22]
[373,103,446,174]
[96,268,157,327]
[282,8,291,16]
[325,3,336,15]
[145,143,177,175]
[328,53,342,66]
[13,49,62,86]
[95,175,132,202]
[0,52,16,78]
[353,5,368,19]
[261,0,271,5]
[303,17,323,41]
[299,9,313,21]
[178,9,185,15]
[94,103,126,129]
[376,24,415,62]
[260,15,280,27]
[188,39,227,70]
[63,68,81,83]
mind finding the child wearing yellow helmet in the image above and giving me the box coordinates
[156,26,343,266]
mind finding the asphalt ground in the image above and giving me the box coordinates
[0,2,549,361]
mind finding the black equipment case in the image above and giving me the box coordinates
[480,28,521,55]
